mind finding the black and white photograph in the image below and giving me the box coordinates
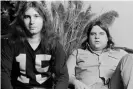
[1,0,133,89]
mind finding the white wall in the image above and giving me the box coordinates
[83,1,133,49]
[46,0,133,49]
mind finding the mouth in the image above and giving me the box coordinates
[95,41,100,43]
[29,27,36,30]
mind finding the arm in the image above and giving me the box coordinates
[67,49,89,89]
[67,50,77,84]
[53,42,69,89]
[1,39,14,89]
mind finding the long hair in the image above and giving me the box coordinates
[81,20,115,50]
[10,1,58,52]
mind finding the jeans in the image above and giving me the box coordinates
[110,54,133,89]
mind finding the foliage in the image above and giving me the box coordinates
[92,10,119,27]
[49,1,120,57]
[2,1,132,56]
[1,1,16,35]
[51,1,94,57]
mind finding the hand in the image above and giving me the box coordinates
[73,80,89,89]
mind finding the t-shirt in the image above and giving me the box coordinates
[1,39,68,89]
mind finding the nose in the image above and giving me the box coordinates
[95,34,100,39]
[30,17,35,25]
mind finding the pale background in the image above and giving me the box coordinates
[85,1,133,49]
[43,0,133,49]
[46,0,133,49]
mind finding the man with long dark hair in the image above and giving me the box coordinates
[67,21,128,89]
[1,1,68,89]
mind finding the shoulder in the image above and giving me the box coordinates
[71,48,90,56]
[2,38,22,51]
[2,39,16,56]
[108,49,128,59]
[110,49,127,55]
[119,54,133,66]
[54,40,63,50]
[47,33,60,50]
[71,49,81,56]
[2,38,15,47]
[51,40,65,55]
[122,54,133,59]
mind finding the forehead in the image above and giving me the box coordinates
[24,7,39,15]
[91,25,106,33]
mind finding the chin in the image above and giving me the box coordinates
[95,46,103,50]
[95,45,101,48]
[30,32,36,35]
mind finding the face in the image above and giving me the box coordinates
[23,7,43,35]
[89,25,108,51]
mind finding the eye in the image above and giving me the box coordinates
[100,32,105,35]
[90,32,96,36]
[24,15,30,19]
[34,14,40,18]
